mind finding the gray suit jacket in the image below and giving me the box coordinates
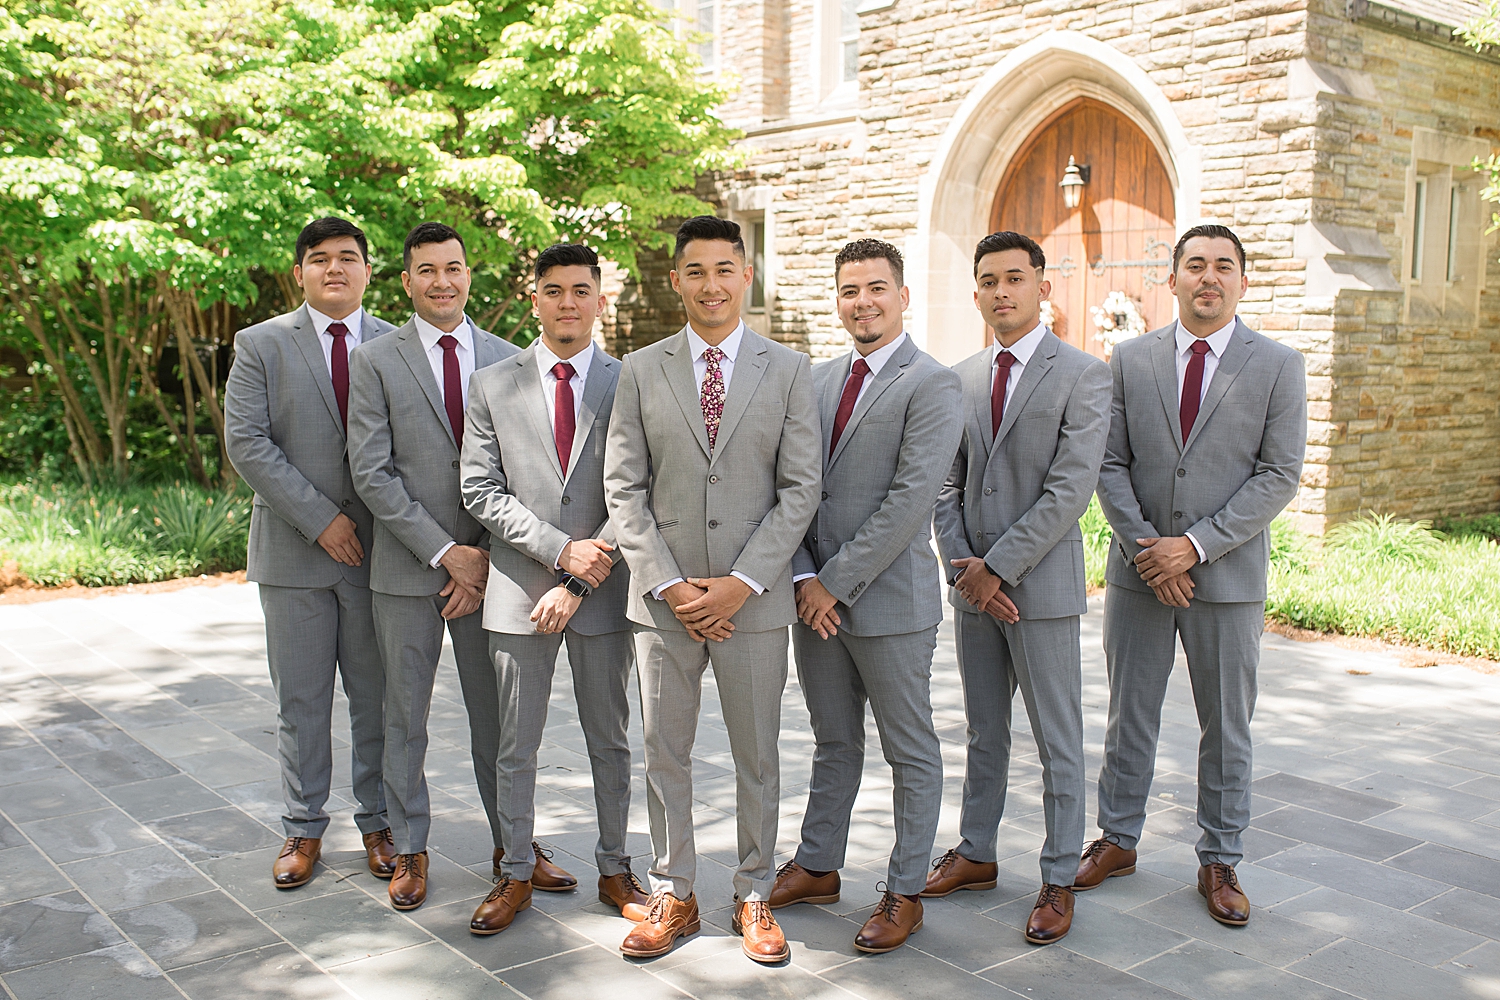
[346,317,520,598]
[934,331,1112,620]
[790,336,963,637]
[604,326,822,633]
[225,305,395,589]
[1096,318,1306,603]
[461,343,629,636]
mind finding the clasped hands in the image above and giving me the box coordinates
[665,576,751,643]
[532,539,615,634]
[1132,535,1198,608]
[949,557,1020,624]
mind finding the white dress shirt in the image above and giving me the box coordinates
[305,304,366,375]
[416,314,477,568]
[532,339,595,572]
[652,321,763,600]
[991,321,1047,409]
[1173,317,1237,563]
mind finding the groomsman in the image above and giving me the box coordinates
[347,222,519,911]
[769,239,961,954]
[604,216,822,963]
[459,243,650,936]
[930,231,1111,945]
[1082,225,1305,927]
[225,217,396,888]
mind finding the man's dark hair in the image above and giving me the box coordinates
[1172,224,1246,273]
[835,239,904,286]
[296,217,368,265]
[673,215,744,264]
[403,222,466,270]
[535,243,601,285]
[973,231,1045,275]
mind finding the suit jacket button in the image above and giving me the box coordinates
[709,520,719,529]
[710,475,719,484]
[451,460,459,469]
[821,492,829,500]
[984,487,993,495]
[1177,468,1186,477]
[341,499,352,507]
[562,496,571,505]
[1174,511,1183,519]
[811,535,818,542]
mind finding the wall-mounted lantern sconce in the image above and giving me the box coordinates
[1059,155,1091,210]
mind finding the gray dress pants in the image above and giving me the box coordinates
[372,592,495,855]
[954,610,1086,887]
[260,579,387,839]
[791,624,942,896]
[488,628,635,881]
[1096,585,1263,867]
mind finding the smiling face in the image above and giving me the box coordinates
[670,239,751,343]
[294,237,370,320]
[533,264,604,359]
[1168,235,1247,336]
[836,257,909,354]
[401,239,471,331]
[974,248,1051,347]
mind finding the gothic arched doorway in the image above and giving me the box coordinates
[991,97,1176,357]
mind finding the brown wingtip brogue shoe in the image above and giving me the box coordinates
[272,836,321,888]
[1073,837,1137,890]
[732,900,790,964]
[363,828,396,879]
[470,876,533,935]
[853,886,923,954]
[599,864,652,921]
[1024,884,1075,945]
[1198,863,1250,926]
[920,848,999,898]
[531,842,578,892]
[388,851,429,911]
[769,861,841,909]
[620,891,700,958]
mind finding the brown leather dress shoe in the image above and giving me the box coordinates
[272,836,321,888]
[853,887,923,954]
[470,876,533,935]
[388,852,429,911]
[620,891,700,958]
[363,828,397,879]
[491,844,578,891]
[732,900,790,964]
[920,848,999,898]
[599,865,652,921]
[1198,863,1250,926]
[1073,837,1137,890]
[1024,884,1075,944]
[769,861,841,909]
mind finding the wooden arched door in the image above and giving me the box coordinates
[991,98,1175,357]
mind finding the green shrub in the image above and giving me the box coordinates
[150,487,252,572]
[1324,511,1445,566]
[1080,496,1112,588]
[1439,512,1500,542]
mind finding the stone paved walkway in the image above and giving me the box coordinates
[1,583,1499,1000]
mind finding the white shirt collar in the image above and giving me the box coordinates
[853,332,908,377]
[533,338,594,381]
[993,322,1048,366]
[306,304,365,337]
[1175,317,1237,358]
[685,321,746,363]
[415,313,474,352]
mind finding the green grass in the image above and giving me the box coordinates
[0,478,250,587]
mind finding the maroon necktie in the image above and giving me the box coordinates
[828,357,871,458]
[551,361,577,473]
[991,350,1017,438]
[438,334,464,443]
[1179,339,1212,443]
[327,321,350,431]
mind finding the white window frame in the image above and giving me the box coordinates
[1402,128,1490,324]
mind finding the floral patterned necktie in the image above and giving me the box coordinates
[701,346,725,451]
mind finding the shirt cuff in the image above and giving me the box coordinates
[792,573,817,583]
[1184,531,1207,564]
[651,577,686,600]
[731,571,765,595]
[553,540,569,572]
[430,540,456,569]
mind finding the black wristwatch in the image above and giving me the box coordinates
[559,573,591,598]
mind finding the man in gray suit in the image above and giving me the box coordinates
[604,216,821,963]
[767,239,961,954]
[347,222,520,911]
[1079,225,1305,928]
[225,217,398,889]
[929,231,1111,946]
[459,243,650,936]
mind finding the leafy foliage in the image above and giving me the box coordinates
[1324,512,1445,567]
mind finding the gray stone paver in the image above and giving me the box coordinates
[1,583,1498,1000]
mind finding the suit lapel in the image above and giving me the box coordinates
[966,352,997,455]
[1183,319,1257,453]
[993,334,1054,450]
[566,347,614,484]
[711,331,769,468]
[1150,325,1185,454]
[395,323,455,447]
[288,306,345,438]
[661,331,712,460]
[829,336,916,468]
[511,349,564,482]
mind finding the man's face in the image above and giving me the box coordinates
[1168,236,1247,330]
[294,237,370,319]
[532,264,604,351]
[974,248,1050,341]
[402,239,471,329]
[670,239,750,334]
[836,257,909,351]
